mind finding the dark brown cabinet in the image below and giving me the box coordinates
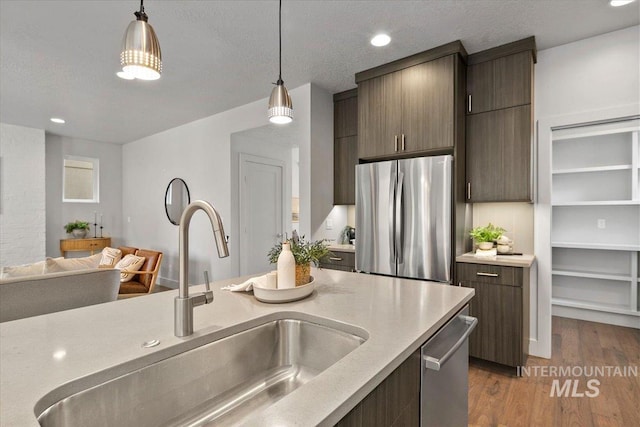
[319,250,355,272]
[467,50,533,114]
[335,349,420,426]
[357,54,457,160]
[465,37,536,202]
[466,105,532,202]
[334,89,358,205]
[456,262,529,367]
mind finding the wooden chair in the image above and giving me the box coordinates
[117,248,163,299]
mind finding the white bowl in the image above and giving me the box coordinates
[253,276,315,303]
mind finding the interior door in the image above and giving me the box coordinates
[239,154,284,276]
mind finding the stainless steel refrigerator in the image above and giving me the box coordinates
[355,155,452,283]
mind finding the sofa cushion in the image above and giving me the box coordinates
[1,260,48,278]
[99,247,122,268]
[115,254,145,282]
[44,254,102,273]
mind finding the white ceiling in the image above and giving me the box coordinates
[1,0,638,144]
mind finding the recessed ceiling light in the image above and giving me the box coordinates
[50,117,65,124]
[610,0,635,6]
[371,34,391,47]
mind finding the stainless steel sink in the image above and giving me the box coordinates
[37,317,366,427]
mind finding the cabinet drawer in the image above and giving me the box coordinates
[322,251,355,269]
[456,262,522,287]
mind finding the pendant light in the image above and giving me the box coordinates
[119,0,162,81]
[268,0,293,124]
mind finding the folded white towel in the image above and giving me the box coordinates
[221,274,269,292]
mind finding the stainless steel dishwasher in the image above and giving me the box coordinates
[421,305,477,427]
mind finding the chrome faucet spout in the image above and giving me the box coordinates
[175,200,229,337]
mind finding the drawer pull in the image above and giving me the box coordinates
[476,272,498,277]
[329,257,343,261]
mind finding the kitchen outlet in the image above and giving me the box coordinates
[326,219,333,230]
[597,219,606,229]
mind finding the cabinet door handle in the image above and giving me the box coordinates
[401,134,405,151]
[476,272,499,277]
[467,182,471,200]
[394,135,398,152]
[468,95,472,113]
[329,257,343,261]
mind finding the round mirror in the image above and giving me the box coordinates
[164,178,190,225]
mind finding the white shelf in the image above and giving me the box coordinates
[551,242,640,251]
[552,269,632,282]
[552,164,632,175]
[552,200,640,206]
[552,298,640,317]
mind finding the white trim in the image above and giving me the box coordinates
[535,103,640,359]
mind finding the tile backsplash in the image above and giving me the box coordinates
[472,203,534,254]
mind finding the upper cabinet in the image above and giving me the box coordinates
[356,42,465,160]
[467,50,533,114]
[465,37,536,203]
[333,89,358,205]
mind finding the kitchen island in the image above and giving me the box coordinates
[1,268,473,426]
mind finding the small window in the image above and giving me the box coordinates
[63,156,99,203]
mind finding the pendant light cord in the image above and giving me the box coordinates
[135,0,148,22]
[278,0,283,84]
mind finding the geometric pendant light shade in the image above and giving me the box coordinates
[118,0,162,81]
[267,0,293,124]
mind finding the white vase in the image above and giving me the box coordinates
[478,241,494,250]
[71,229,87,239]
[276,242,296,289]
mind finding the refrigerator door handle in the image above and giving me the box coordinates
[395,171,404,264]
[389,171,397,264]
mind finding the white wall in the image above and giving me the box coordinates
[0,123,46,266]
[534,25,640,357]
[472,203,534,254]
[123,84,336,287]
[45,134,123,257]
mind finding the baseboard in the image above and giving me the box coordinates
[158,276,178,289]
[528,337,551,359]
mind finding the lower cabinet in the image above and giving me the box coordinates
[320,250,356,272]
[335,349,420,426]
[457,262,529,367]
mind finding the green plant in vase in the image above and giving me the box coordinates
[469,223,505,250]
[268,234,332,286]
[64,220,90,239]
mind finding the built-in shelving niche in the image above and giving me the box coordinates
[551,117,640,328]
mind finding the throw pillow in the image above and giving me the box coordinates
[115,254,145,282]
[1,260,48,278]
[44,254,103,273]
[99,247,122,268]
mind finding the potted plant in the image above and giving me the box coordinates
[268,235,332,286]
[469,223,505,250]
[64,220,90,239]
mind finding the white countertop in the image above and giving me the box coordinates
[328,244,355,253]
[0,268,473,426]
[456,252,536,268]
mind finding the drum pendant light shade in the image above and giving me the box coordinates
[268,82,293,124]
[268,0,293,124]
[119,0,162,81]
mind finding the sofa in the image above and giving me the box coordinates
[0,268,120,323]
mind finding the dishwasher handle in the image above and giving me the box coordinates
[423,315,478,371]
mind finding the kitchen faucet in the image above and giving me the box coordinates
[175,200,229,337]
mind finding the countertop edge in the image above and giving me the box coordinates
[456,252,536,268]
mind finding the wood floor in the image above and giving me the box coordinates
[468,316,640,427]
